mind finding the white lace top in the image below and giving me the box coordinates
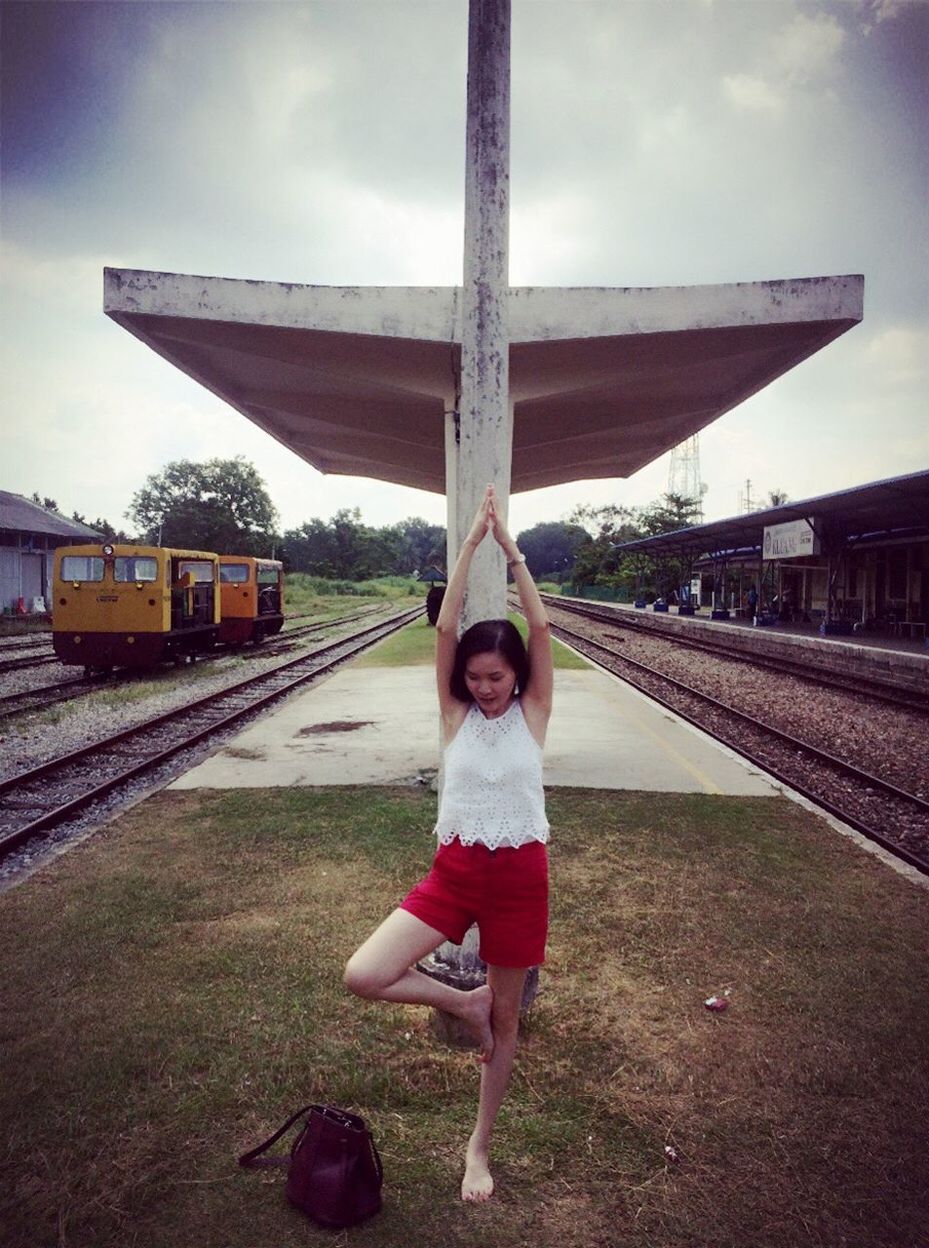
[434,699,549,850]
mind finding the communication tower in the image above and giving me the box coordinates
[667,434,706,520]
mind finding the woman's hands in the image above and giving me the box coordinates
[487,486,519,562]
[464,484,494,549]
[462,484,519,562]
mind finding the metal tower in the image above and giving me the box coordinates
[668,434,706,520]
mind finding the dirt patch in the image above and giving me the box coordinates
[221,746,267,760]
[296,720,374,735]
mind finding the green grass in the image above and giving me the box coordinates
[2,788,927,1247]
[284,573,422,616]
[356,614,591,668]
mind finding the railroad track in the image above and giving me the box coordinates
[0,603,423,859]
[540,593,929,715]
[0,673,100,720]
[0,606,388,720]
[0,647,58,675]
[536,605,929,876]
[0,633,53,652]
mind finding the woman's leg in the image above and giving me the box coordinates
[344,908,495,1059]
[461,964,528,1202]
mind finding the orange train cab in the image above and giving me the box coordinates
[218,557,284,645]
[52,544,220,671]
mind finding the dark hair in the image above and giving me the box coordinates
[449,618,530,703]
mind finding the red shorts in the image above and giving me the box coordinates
[400,837,548,968]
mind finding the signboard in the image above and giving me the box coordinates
[763,519,820,560]
[690,577,702,604]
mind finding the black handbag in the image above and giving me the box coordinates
[239,1103,383,1229]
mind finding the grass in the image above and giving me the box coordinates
[1,787,928,1248]
[356,615,591,669]
[284,574,422,617]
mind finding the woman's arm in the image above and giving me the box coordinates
[488,488,554,733]
[435,486,493,723]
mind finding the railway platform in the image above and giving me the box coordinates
[171,653,778,797]
[553,596,929,698]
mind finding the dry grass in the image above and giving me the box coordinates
[1,787,927,1248]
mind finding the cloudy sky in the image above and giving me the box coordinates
[2,0,927,538]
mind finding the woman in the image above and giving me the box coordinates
[344,483,554,1202]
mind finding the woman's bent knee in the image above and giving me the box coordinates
[344,953,372,998]
[344,951,389,999]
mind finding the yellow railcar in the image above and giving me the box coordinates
[53,543,220,671]
[218,556,284,645]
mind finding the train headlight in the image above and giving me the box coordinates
[103,544,115,557]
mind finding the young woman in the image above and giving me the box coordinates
[344,484,554,1202]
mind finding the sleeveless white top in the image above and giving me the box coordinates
[434,699,549,850]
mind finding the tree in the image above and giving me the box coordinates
[384,517,446,575]
[635,492,702,536]
[282,509,379,578]
[767,488,790,507]
[127,458,279,555]
[283,512,446,579]
[71,511,133,541]
[514,521,589,580]
[31,492,59,512]
[566,493,703,595]
[567,503,639,589]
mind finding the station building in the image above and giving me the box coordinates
[613,469,929,641]
[0,492,102,615]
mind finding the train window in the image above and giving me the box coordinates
[256,565,280,584]
[61,556,104,582]
[177,560,215,583]
[114,557,158,582]
[220,564,249,583]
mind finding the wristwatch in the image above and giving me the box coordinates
[507,552,526,567]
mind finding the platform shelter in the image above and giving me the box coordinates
[609,468,929,638]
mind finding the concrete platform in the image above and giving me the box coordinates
[171,661,778,795]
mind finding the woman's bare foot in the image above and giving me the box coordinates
[461,1134,494,1202]
[459,983,495,1062]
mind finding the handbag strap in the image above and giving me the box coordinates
[238,1104,317,1169]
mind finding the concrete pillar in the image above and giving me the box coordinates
[454,0,511,629]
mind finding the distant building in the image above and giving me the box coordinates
[0,492,102,614]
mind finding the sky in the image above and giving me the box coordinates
[2,0,927,539]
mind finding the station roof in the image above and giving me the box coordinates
[612,469,929,561]
[0,492,103,540]
[104,268,863,495]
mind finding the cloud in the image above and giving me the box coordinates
[860,0,905,35]
[722,73,785,114]
[864,326,929,387]
[772,12,845,84]
[722,9,845,116]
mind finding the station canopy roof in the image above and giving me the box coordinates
[612,469,929,561]
[105,268,863,495]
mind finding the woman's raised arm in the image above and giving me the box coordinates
[488,488,553,732]
[435,486,493,721]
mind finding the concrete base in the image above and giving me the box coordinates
[170,663,777,796]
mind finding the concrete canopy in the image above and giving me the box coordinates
[104,268,863,495]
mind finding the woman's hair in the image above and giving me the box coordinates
[449,618,530,703]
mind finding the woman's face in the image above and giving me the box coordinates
[464,649,517,718]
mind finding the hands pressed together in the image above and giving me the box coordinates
[465,484,518,560]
